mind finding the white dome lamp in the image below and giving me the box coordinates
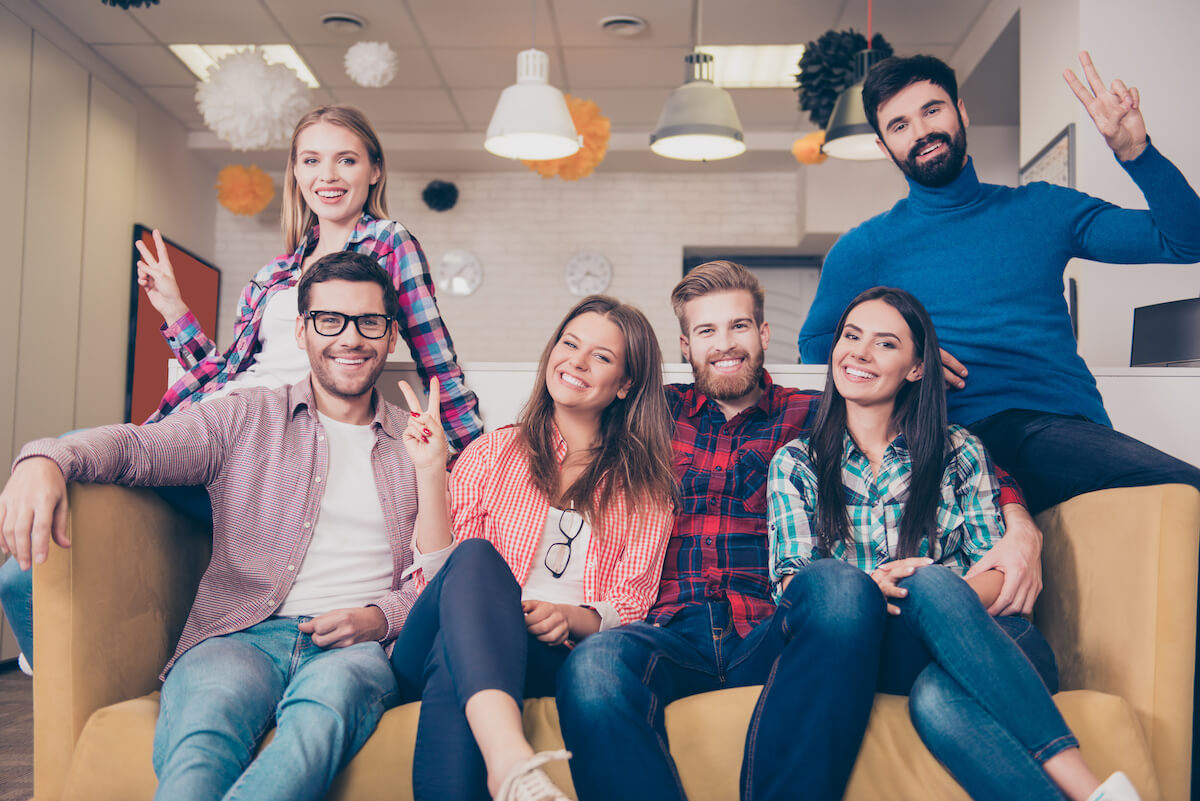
[484,1,580,161]
[650,0,744,162]
[822,0,889,161]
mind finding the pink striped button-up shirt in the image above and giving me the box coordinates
[412,425,674,628]
[17,378,419,678]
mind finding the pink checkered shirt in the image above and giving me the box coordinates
[17,378,420,679]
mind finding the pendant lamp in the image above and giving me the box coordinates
[822,0,888,160]
[484,4,580,160]
[650,0,745,162]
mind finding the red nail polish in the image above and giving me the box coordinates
[411,411,420,417]
[423,428,432,436]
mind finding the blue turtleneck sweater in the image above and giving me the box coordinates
[799,144,1200,428]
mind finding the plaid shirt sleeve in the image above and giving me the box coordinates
[595,500,674,626]
[993,462,1026,508]
[368,221,483,453]
[767,439,820,596]
[949,426,1006,563]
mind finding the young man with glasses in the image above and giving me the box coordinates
[0,251,445,801]
[556,261,1031,801]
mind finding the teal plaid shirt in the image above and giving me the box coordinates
[767,424,1003,599]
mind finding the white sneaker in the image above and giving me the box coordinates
[1087,772,1142,801]
[494,750,572,801]
[17,652,32,676]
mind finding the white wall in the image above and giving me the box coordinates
[215,170,801,364]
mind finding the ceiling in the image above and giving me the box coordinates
[33,0,1017,172]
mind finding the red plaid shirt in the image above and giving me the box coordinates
[649,372,1025,636]
[19,379,421,678]
[412,425,675,627]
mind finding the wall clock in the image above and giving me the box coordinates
[564,250,612,297]
[435,249,483,296]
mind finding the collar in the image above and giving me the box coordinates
[685,369,777,419]
[296,212,376,263]
[842,429,909,462]
[551,422,569,463]
[290,375,401,439]
[905,156,982,212]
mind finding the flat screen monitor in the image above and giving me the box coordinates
[1130,297,1200,367]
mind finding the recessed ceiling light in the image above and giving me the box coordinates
[599,15,648,37]
[169,44,321,88]
[695,44,806,88]
[321,12,367,34]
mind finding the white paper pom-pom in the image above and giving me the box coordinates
[344,41,399,88]
[196,50,312,151]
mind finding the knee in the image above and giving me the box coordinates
[445,539,518,593]
[895,565,976,616]
[782,560,885,641]
[557,630,642,716]
[0,558,32,605]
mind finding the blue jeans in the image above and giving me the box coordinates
[0,557,32,662]
[969,409,1200,516]
[876,565,1074,801]
[152,617,397,801]
[557,559,885,801]
[389,539,570,801]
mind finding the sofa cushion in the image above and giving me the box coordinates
[60,687,1160,801]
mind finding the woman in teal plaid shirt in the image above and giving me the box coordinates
[768,287,1140,801]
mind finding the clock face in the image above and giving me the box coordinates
[564,251,612,297]
[435,249,483,296]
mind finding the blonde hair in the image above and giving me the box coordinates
[282,105,389,254]
[670,260,765,333]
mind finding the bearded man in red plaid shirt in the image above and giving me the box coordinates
[557,260,1041,801]
[0,252,446,801]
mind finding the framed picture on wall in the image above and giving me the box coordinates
[125,225,221,423]
[1020,124,1075,188]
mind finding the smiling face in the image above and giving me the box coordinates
[875,80,969,188]
[680,290,769,404]
[296,278,397,416]
[831,298,924,411]
[291,120,381,231]
[544,311,632,419]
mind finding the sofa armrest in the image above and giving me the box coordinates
[33,483,211,801]
[1035,484,1200,801]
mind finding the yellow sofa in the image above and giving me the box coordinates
[32,483,1200,801]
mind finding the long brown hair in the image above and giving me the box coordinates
[282,105,389,254]
[516,296,676,529]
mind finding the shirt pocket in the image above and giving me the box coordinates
[733,446,773,514]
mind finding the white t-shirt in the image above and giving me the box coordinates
[205,286,312,401]
[276,411,393,617]
[521,506,592,607]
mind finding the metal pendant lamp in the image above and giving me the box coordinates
[822,0,888,161]
[650,0,745,161]
[484,2,580,160]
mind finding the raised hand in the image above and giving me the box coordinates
[135,229,190,325]
[1063,50,1147,162]
[399,377,447,471]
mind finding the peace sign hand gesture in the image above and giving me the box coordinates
[399,377,448,472]
[1063,50,1147,162]
[135,229,191,325]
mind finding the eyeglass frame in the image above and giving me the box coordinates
[304,310,395,339]
[544,507,585,579]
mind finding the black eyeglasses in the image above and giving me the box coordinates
[544,507,585,579]
[305,311,393,339]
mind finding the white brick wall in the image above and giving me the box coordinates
[214,169,801,364]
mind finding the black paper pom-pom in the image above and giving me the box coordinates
[101,0,160,7]
[795,30,893,129]
[422,180,458,213]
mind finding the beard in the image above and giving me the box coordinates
[893,120,968,188]
[691,346,765,402]
[308,343,387,402]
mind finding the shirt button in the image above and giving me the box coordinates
[303,521,312,528]
[286,564,295,571]
[705,537,714,546]
[715,465,723,472]
[317,435,324,442]
[266,597,275,604]
[314,476,322,483]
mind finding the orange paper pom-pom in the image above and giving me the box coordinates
[216,164,275,216]
[792,131,828,165]
[522,95,611,181]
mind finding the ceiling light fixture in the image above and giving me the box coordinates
[650,0,745,162]
[485,0,580,161]
[170,44,320,88]
[822,0,888,160]
[599,15,648,38]
[695,44,806,89]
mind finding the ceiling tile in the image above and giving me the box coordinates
[300,45,442,89]
[143,86,206,127]
[835,0,987,45]
[133,0,288,44]
[727,88,805,130]
[405,0,551,48]
[94,44,196,87]
[450,88,503,127]
[260,0,424,46]
[330,87,463,127]
[432,47,567,89]
[564,47,691,89]
[573,89,673,131]
[700,0,841,45]
[550,0,694,47]
[35,0,155,44]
